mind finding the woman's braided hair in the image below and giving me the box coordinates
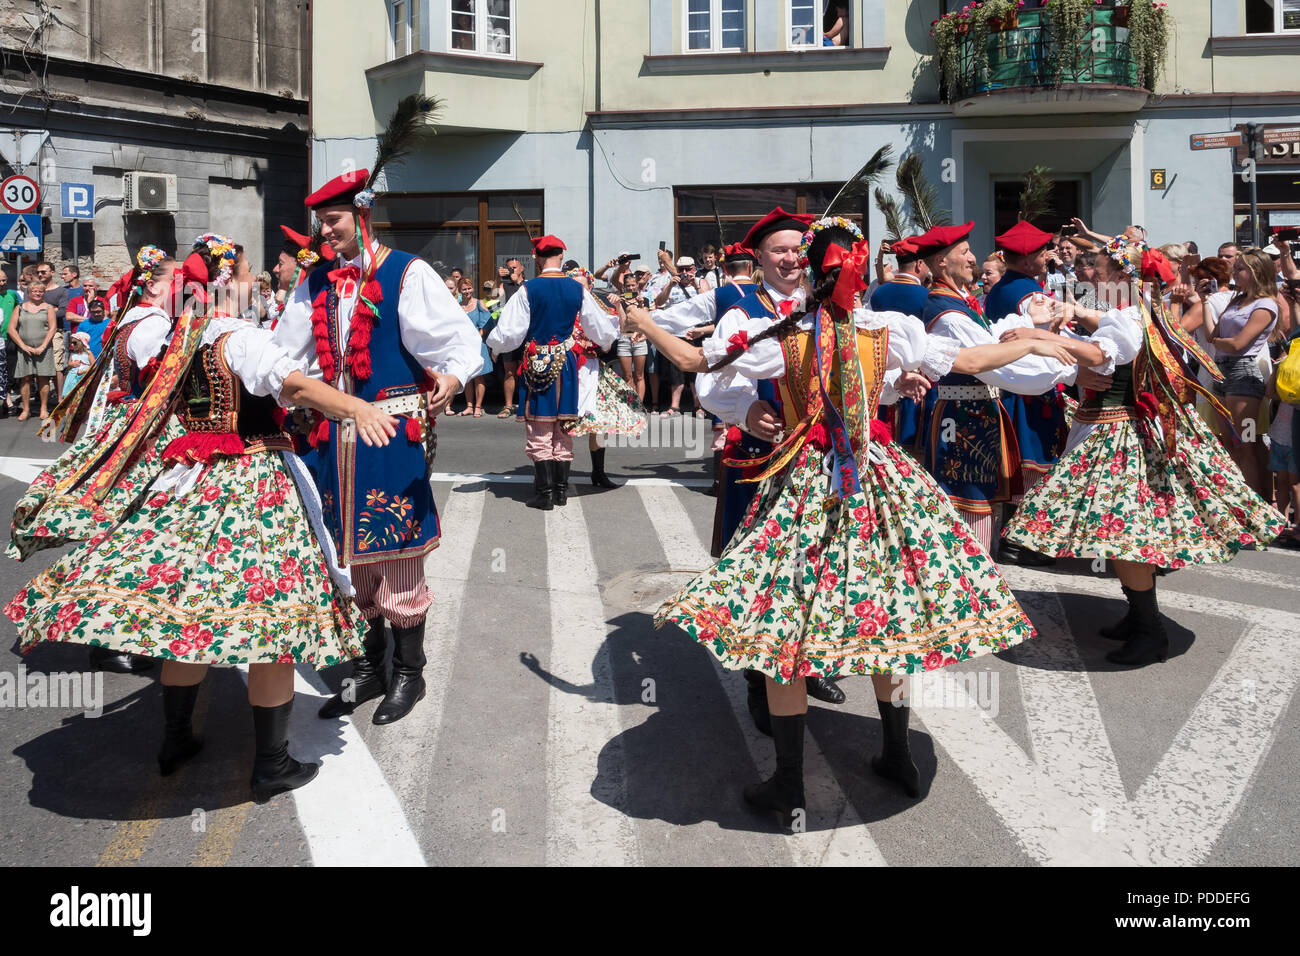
[707,224,860,373]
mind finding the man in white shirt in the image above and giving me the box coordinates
[277,169,482,727]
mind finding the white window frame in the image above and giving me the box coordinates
[682,0,747,54]
[388,0,419,59]
[1248,0,1300,33]
[787,0,820,49]
[446,1,517,59]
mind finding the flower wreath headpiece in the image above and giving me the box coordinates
[133,244,168,294]
[799,216,864,265]
[192,233,238,287]
[1104,234,1147,278]
[296,247,321,268]
[566,266,593,285]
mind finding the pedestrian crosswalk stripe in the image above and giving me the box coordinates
[1122,621,1300,866]
[637,484,888,866]
[429,471,712,489]
[239,665,427,867]
[544,501,640,866]
[368,483,484,836]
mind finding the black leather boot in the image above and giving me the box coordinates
[158,683,204,776]
[526,460,554,510]
[318,618,388,718]
[590,447,618,488]
[743,669,772,737]
[89,645,154,674]
[1099,585,1139,641]
[250,699,318,803]
[806,674,846,704]
[871,698,920,797]
[554,460,571,507]
[743,713,805,830]
[373,620,427,725]
[1106,585,1169,666]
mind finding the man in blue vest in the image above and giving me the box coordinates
[914,222,1081,554]
[870,235,931,446]
[275,169,483,726]
[982,220,1070,566]
[487,235,619,510]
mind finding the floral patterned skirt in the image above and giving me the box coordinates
[654,442,1037,683]
[568,364,647,438]
[7,403,185,562]
[1002,410,1286,565]
[6,451,366,668]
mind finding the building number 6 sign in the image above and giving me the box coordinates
[1,175,41,214]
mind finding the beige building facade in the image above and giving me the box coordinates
[312,1,1300,283]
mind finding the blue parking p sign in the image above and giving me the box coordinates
[61,182,94,220]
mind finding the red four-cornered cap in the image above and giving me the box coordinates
[913,221,976,258]
[742,207,817,249]
[304,170,370,209]
[280,225,311,248]
[531,234,566,256]
[995,220,1054,256]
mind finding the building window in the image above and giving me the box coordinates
[371,192,543,287]
[674,184,863,260]
[991,179,1083,238]
[389,0,420,58]
[685,0,746,53]
[789,1,852,49]
[1246,0,1300,33]
[449,0,515,57]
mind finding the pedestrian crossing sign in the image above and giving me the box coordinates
[0,212,41,252]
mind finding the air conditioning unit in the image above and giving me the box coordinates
[123,172,179,213]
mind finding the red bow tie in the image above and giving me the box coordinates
[328,265,361,285]
[777,299,797,318]
[965,294,983,316]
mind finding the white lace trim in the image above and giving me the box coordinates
[920,336,962,381]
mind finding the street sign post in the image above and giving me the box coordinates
[61,182,94,219]
[61,182,95,275]
[1190,131,1244,151]
[1,174,40,214]
[0,213,42,253]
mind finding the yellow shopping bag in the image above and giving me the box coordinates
[1278,338,1300,405]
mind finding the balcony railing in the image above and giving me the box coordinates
[946,7,1144,104]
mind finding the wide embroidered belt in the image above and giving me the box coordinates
[1073,405,1139,425]
[521,335,576,392]
[937,384,1001,401]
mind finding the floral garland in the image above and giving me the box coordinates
[798,216,864,265]
[296,247,321,268]
[132,244,168,296]
[192,233,238,287]
[1104,234,1146,277]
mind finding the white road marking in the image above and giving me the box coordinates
[236,666,427,867]
[366,484,485,830]
[638,483,887,866]
[1122,622,1300,866]
[544,501,640,866]
[1000,566,1300,632]
[1186,561,1297,591]
[1010,590,1128,824]
[430,471,712,488]
[0,456,55,483]
[911,681,1139,866]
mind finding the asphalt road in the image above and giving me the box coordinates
[0,408,1297,867]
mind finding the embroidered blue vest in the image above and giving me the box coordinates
[983,271,1069,474]
[917,289,1018,512]
[301,248,440,566]
[712,289,781,556]
[871,278,930,442]
[516,274,585,421]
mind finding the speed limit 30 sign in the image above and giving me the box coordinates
[1,175,40,214]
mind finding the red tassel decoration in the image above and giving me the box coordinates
[807,422,831,451]
[310,288,336,385]
[345,280,382,383]
[405,417,422,443]
[310,418,331,448]
[162,433,246,466]
[869,418,893,446]
[139,357,162,386]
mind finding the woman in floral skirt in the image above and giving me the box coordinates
[1002,239,1286,667]
[565,267,642,488]
[6,234,400,803]
[10,247,183,565]
[655,222,1079,826]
